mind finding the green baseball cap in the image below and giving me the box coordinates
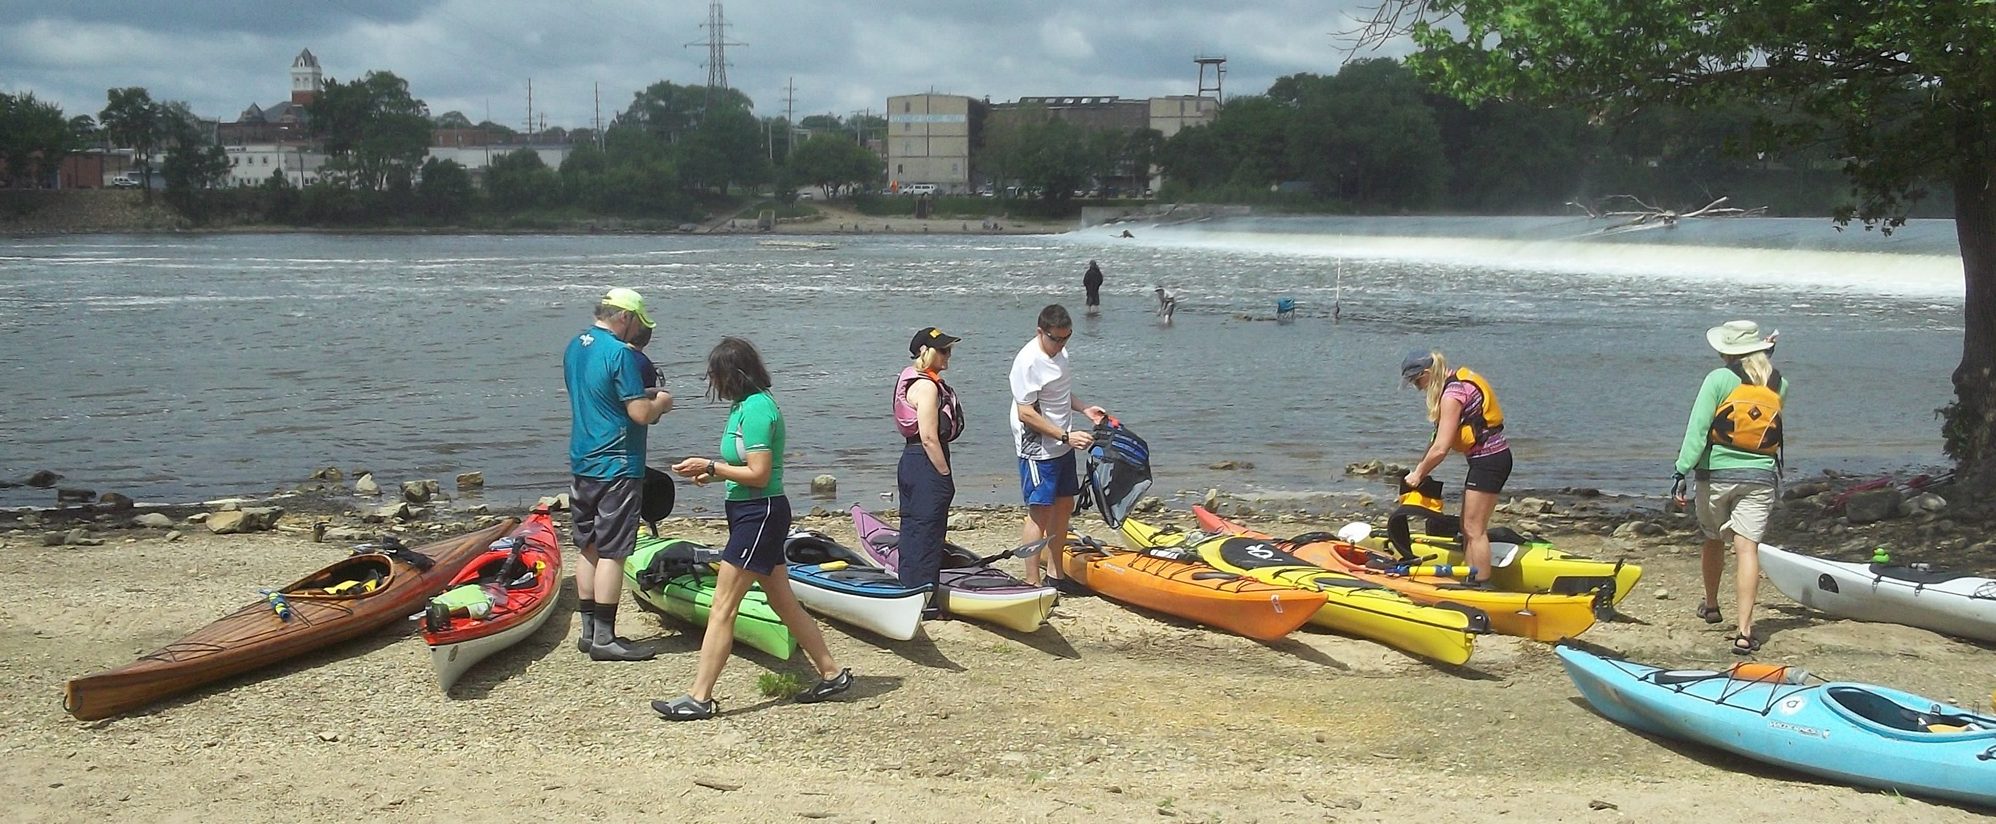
[601,287,655,329]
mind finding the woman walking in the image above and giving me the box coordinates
[1400,349,1512,588]
[653,337,851,720]
[893,327,966,617]
[1672,321,1787,655]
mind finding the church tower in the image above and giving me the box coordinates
[290,49,322,105]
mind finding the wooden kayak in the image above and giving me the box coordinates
[423,509,562,691]
[64,519,516,721]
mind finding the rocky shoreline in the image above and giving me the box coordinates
[7,460,1988,576]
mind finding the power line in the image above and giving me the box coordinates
[684,1,746,108]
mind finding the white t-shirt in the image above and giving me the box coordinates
[1010,336,1074,460]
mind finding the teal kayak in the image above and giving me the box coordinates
[1557,643,1995,808]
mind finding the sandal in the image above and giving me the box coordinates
[652,693,719,721]
[1730,632,1762,656]
[794,668,854,704]
[1695,603,1723,624]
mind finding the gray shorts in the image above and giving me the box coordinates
[1696,479,1775,543]
[571,475,642,559]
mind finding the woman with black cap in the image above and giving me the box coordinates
[1400,349,1511,588]
[893,327,965,617]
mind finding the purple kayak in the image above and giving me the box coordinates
[850,505,1056,632]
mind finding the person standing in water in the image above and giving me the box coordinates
[893,327,966,617]
[654,337,850,720]
[1401,349,1511,589]
[1083,260,1104,315]
[1672,320,1787,656]
[1011,304,1107,593]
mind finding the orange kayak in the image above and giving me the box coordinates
[1193,506,1601,642]
[1059,533,1325,642]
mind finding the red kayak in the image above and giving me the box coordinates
[421,508,563,691]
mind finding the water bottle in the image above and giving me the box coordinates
[1871,546,1892,565]
[262,589,294,622]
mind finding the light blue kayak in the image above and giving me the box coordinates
[1556,643,1996,808]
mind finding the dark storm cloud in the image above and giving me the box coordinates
[0,1,1404,127]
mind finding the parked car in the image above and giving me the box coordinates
[109,174,141,189]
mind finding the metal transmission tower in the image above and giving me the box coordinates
[1195,54,1227,103]
[686,2,746,106]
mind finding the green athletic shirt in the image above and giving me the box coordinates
[1674,366,1789,477]
[721,391,784,501]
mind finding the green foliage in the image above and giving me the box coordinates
[308,71,433,192]
[756,672,803,698]
[99,87,165,196]
[415,157,473,221]
[485,149,558,212]
[0,91,78,186]
[788,134,882,197]
[433,110,474,129]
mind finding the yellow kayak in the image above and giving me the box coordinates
[1362,528,1642,605]
[1196,506,1603,642]
[1120,518,1488,665]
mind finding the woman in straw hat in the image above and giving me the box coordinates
[1671,320,1788,655]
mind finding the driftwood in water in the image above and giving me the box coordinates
[1566,195,1768,230]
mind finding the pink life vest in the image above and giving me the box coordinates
[892,366,964,443]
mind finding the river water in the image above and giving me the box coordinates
[0,216,1966,511]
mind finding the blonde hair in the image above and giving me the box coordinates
[913,345,949,373]
[1420,350,1451,422]
[1734,350,1774,386]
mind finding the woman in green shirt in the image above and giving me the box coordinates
[1671,320,1787,656]
[654,337,851,720]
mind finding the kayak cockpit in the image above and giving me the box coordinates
[286,556,394,600]
[1824,686,1996,738]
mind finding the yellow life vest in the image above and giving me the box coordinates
[1708,363,1783,455]
[1443,368,1504,453]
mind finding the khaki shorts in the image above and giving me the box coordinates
[1696,479,1774,543]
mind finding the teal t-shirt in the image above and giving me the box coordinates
[721,391,784,501]
[1674,366,1789,476]
[563,326,647,480]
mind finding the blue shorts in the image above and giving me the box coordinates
[723,495,792,575]
[1018,451,1081,507]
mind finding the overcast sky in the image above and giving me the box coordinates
[0,1,1408,128]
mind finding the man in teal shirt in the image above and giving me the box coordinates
[564,287,674,661]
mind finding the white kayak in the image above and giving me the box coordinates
[1759,544,1996,643]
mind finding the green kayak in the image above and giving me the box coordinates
[623,535,797,660]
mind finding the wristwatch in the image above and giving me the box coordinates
[706,459,718,476]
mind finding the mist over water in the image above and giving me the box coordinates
[0,217,1964,511]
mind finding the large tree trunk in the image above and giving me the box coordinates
[1952,154,1996,504]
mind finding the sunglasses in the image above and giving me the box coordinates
[1040,329,1072,344]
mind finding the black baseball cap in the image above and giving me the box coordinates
[909,327,963,357]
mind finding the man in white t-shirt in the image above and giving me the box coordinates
[1010,304,1107,592]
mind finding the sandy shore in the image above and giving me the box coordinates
[4,499,1993,823]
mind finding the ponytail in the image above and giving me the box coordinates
[1737,351,1774,386]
